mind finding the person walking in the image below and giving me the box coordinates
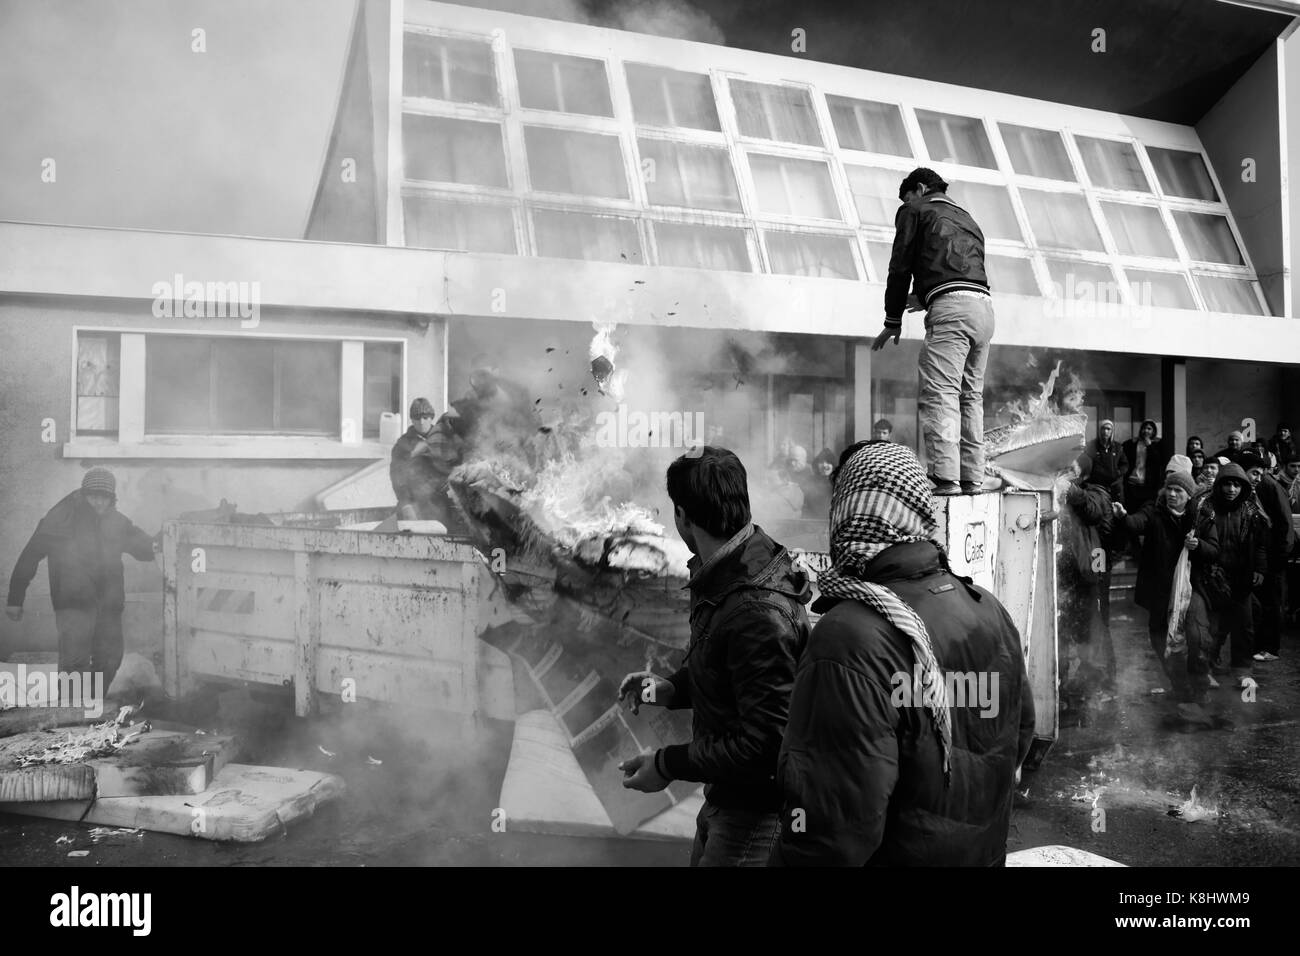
[617,447,811,866]
[871,168,994,497]
[1241,453,1296,661]
[6,468,158,699]
[771,442,1033,866]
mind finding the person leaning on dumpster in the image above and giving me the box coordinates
[6,467,158,697]
[871,168,995,497]
[771,442,1034,866]
[389,397,459,524]
[617,447,811,866]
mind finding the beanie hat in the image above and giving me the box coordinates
[1165,454,1193,477]
[1164,471,1196,496]
[1239,453,1267,471]
[1229,430,1244,440]
[409,397,437,419]
[81,467,116,498]
[1098,419,1114,430]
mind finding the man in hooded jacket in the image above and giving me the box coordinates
[1086,420,1127,500]
[771,441,1033,866]
[1241,453,1296,661]
[6,468,158,696]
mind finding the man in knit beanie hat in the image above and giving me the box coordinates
[773,441,1033,866]
[7,468,158,699]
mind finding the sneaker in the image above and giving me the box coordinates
[1253,652,1280,662]
[960,481,982,495]
[932,481,962,496]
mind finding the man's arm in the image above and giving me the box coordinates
[773,656,899,866]
[883,204,920,327]
[122,518,157,562]
[663,663,692,710]
[659,602,797,784]
[7,528,50,608]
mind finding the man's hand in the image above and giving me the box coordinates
[1253,571,1265,587]
[1112,502,1127,517]
[1184,532,1198,552]
[871,326,900,352]
[905,293,924,312]
[619,751,670,793]
[5,606,22,622]
[617,671,674,714]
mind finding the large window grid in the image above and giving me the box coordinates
[394,23,1268,310]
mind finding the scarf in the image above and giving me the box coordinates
[815,441,953,784]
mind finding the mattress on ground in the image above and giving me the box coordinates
[2,763,345,842]
[498,709,702,842]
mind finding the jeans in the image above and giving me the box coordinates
[54,606,124,697]
[689,800,781,867]
[917,292,995,484]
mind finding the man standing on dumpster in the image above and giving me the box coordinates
[390,396,459,524]
[6,467,158,699]
[872,168,995,497]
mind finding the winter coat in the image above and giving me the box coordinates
[8,491,155,612]
[1122,437,1169,494]
[1195,485,1267,596]
[389,424,459,516]
[1085,437,1127,498]
[772,541,1034,867]
[1063,481,1114,578]
[661,525,812,812]
[883,194,988,323]
[1252,472,1297,565]
[1122,499,1218,622]
[1267,435,1295,464]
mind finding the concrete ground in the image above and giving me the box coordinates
[1,610,1296,866]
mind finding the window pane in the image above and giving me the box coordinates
[147,337,211,432]
[748,154,841,219]
[1147,147,1218,201]
[826,96,910,156]
[765,232,858,279]
[625,64,720,131]
[638,139,740,211]
[1100,202,1176,258]
[514,50,612,116]
[276,341,340,433]
[403,115,507,187]
[1000,124,1075,181]
[845,165,903,226]
[730,80,822,146]
[1173,211,1243,264]
[403,33,497,105]
[653,222,751,271]
[1021,190,1104,251]
[1124,269,1196,310]
[214,340,275,432]
[1044,258,1121,302]
[865,240,894,282]
[525,127,628,199]
[364,343,402,439]
[916,110,996,168]
[1076,136,1149,191]
[1196,274,1263,314]
[533,209,643,264]
[404,197,516,253]
[77,333,120,434]
[986,255,1039,296]
[951,182,1021,241]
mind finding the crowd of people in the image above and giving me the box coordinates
[1063,422,1299,728]
[764,420,896,519]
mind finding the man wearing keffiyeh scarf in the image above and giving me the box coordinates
[772,441,1035,867]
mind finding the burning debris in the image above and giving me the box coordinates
[589,322,626,400]
[14,706,145,768]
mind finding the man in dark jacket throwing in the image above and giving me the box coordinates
[389,397,459,524]
[872,168,995,497]
[772,442,1034,866]
[6,468,158,697]
[617,447,811,866]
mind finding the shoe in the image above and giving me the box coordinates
[932,481,962,496]
[960,481,981,495]
[1253,652,1280,662]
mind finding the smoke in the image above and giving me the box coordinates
[470,0,726,44]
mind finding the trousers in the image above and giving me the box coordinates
[54,606,124,697]
[917,293,996,484]
[689,800,781,867]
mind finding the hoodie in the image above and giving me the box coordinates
[1195,463,1267,592]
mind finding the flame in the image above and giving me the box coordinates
[589,321,626,401]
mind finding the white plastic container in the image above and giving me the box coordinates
[379,411,403,445]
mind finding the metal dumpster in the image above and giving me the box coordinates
[160,513,515,739]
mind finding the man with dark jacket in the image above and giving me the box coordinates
[1059,454,1118,714]
[390,397,460,523]
[1121,419,1168,512]
[6,468,157,696]
[871,168,994,497]
[1267,424,1294,468]
[772,442,1033,866]
[1086,420,1127,500]
[618,447,811,866]
[1242,453,1296,661]
[1212,430,1247,466]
